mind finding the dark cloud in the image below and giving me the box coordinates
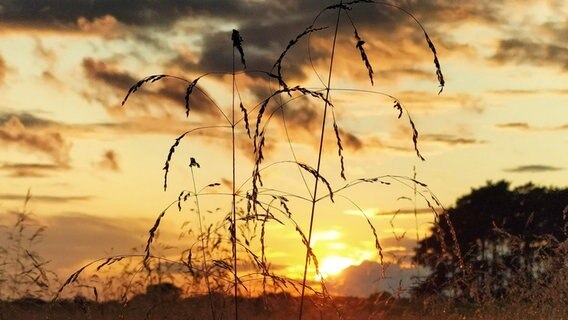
[83,58,220,119]
[504,165,563,173]
[0,163,63,178]
[0,0,500,31]
[153,80,220,117]
[83,58,137,91]
[0,194,91,203]
[0,0,295,29]
[421,134,482,146]
[492,39,568,71]
[282,100,321,131]
[170,22,328,82]
[0,115,71,166]
[408,0,500,25]
[96,150,120,172]
[0,112,57,128]
[340,129,364,150]
[164,0,476,86]
[260,98,365,152]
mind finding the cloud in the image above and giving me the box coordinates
[380,236,420,252]
[496,122,568,132]
[489,89,568,96]
[76,15,126,38]
[0,163,63,178]
[491,39,568,71]
[82,58,220,120]
[160,0,476,89]
[325,260,421,297]
[0,0,289,31]
[421,134,483,146]
[96,150,120,172]
[0,194,91,203]
[0,112,58,128]
[83,58,137,92]
[496,122,530,130]
[374,207,442,216]
[0,115,71,166]
[36,212,149,270]
[504,165,563,173]
[0,55,6,84]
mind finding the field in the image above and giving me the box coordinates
[1,1,567,319]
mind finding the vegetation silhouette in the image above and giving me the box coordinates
[414,180,568,303]
[110,1,449,320]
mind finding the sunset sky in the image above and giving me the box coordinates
[1,0,567,297]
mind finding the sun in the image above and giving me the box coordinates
[318,256,354,279]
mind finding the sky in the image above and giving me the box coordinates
[0,0,567,298]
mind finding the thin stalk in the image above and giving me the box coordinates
[413,166,421,278]
[189,166,216,320]
[298,4,343,320]
[231,45,239,320]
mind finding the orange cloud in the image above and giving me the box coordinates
[0,55,6,84]
[97,150,120,172]
[0,116,71,166]
[77,15,125,38]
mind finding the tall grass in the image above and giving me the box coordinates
[0,191,53,301]
[55,1,455,319]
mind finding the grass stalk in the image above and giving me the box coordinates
[298,3,343,320]
[189,162,216,320]
[231,43,239,320]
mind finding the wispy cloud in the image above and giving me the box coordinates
[496,122,568,132]
[77,15,126,38]
[421,134,483,146]
[0,112,56,128]
[0,194,92,203]
[38,212,149,270]
[492,39,568,71]
[489,89,568,96]
[0,163,64,178]
[504,165,563,173]
[0,55,6,84]
[83,58,136,92]
[83,58,221,120]
[96,150,120,172]
[0,115,71,166]
[496,122,531,130]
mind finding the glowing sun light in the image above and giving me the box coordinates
[318,256,354,279]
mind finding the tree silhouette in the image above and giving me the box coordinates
[413,180,568,299]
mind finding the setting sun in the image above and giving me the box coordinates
[318,256,355,279]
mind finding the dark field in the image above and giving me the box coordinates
[2,290,566,320]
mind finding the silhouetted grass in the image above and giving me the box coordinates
[53,1,462,319]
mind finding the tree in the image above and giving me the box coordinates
[413,180,568,300]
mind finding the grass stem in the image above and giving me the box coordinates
[189,165,216,320]
[232,45,239,320]
[298,3,343,320]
